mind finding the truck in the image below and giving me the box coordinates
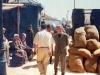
[72,9,100,37]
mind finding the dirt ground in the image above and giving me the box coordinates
[6,55,98,75]
[6,37,98,75]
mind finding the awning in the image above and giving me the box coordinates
[2,3,24,10]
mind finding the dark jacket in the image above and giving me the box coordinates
[53,33,69,55]
[26,30,34,48]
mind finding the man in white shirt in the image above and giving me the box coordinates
[34,24,54,75]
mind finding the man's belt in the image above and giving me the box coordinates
[38,47,49,48]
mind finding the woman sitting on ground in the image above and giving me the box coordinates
[10,34,28,66]
[21,33,34,61]
[11,34,23,50]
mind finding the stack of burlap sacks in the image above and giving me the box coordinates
[68,25,100,74]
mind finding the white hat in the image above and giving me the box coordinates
[14,34,19,37]
[22,33,26,37]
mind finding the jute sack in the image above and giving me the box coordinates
[86,39,100,51]
[84,55,98,73]
[93,48,100,56]
[68,47,92,59]
[74,27,87,48]
[97,59,100,73]
[84,25,99,41]
[68,53,85,73]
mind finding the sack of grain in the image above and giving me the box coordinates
[86,39,100,51]
[84,25,99,41]
[68,47,92,59]
[93,48,100,56]
[97,59,100,73]
[68,53,85,73]
[74,27,87,48]
[84,55,98,73]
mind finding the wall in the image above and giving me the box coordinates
[3,4,43,40]
[44,19,61,26]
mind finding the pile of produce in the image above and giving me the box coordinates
[68,25,100,73]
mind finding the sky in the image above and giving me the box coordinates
[36,0,100,21]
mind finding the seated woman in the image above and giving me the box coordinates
[21,33,34,60]
[10,34,28,66]
[11,34,23,50]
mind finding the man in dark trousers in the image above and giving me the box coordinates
[26,24,34,48]
[53,25,69,75]
[46,24,54,64]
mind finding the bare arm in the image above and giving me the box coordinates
[48,44,53,56]
[49,36,54,56]
[34,44,38,54]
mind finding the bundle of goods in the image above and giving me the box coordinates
[84,55,98,73]
[68,53,85,72]
[68,47,92,59]
[86,39,100,51]
[74,27,87,48]
[68,25,100,74]
[84,25,99,41]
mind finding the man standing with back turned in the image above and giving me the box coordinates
[34,24,54,75]
[46,24,54,64]
[53,25,69,75]
[26,24,34,48]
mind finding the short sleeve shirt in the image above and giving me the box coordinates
[34,30,54,47]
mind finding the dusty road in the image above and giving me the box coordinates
[6,37,98,75]
[6,55,98,75]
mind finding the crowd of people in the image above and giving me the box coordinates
[3,23,72,75]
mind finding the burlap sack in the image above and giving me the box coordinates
[84,55,98,73]
[74,27,87,48]
[68,53,85,73]
[68,47,92,59]
[86,39,100,51]
[84,25,99,41]
[97,59,100,73]
[93,48,100,56]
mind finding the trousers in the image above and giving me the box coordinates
[54,53,66,73]
[37,47,50,75]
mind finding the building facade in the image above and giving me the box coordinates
[3,0,43,40]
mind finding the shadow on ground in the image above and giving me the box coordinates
[22,64,37,69]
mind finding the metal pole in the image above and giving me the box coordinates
[0,0,6,75]
[17,0,20,34]
[67,10,69,24]
[74,0,75,9]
